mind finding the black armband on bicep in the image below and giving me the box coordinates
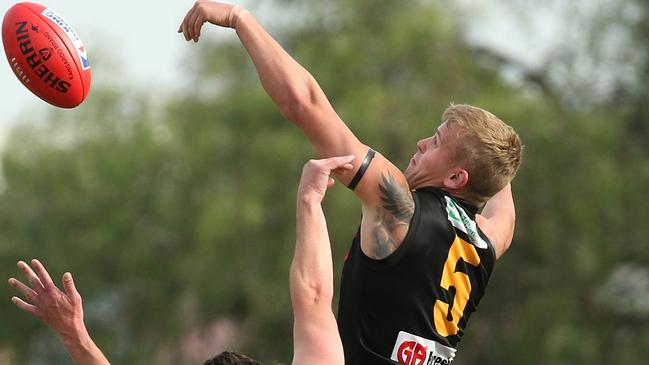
[348,148,376,191]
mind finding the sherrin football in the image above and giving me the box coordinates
[2,2,91,108]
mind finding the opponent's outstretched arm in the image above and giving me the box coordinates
[8,260,110,365]
[290,156,353,365]
[179,2,415,259]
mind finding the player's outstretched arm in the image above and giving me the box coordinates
[290,156,353,365]
[476,183,516,259]
[178,2,414,259]
[177,1,357,160]
[178,2,365,175]
[8,260,110,365]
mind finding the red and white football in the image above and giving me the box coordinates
[2,2,91,108]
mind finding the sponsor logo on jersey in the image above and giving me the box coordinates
[444,197,488,249]
[391,331,456,365]
[41,8,91,70]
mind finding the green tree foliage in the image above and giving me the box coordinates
[1,0,647,364]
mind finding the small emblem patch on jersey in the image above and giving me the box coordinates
[444,197,488,249]
[391,331,456,365]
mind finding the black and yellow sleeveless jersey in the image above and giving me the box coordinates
[338,187,496,365]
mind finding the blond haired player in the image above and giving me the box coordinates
[179,2,522,363]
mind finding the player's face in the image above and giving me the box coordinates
[404,121,458,189]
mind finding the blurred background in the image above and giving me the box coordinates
[1,0,648,364]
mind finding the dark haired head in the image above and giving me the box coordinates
[203,351,263,365]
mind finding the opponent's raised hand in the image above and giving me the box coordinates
[178,1,249,42]
[8,259,84,337]
[9,260,110,364]
[298,155,355,204]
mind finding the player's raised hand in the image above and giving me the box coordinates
[8,259,85,337]
[9,260,110,364]
[298,155,355,204]
[178,1,249,42]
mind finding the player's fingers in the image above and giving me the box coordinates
[8,278,39,302]
[17,261,44,293]
[30,259,55,291]
[323,155,356,170]
[193,11,205,42]
[178,7,193,34]
[62,272,80,302]
[177,14,185,33]
[183,16,192,41]
[181,7,195,41]
[332,163,354,174]
[11,296,40,317]
[327,177,336,188]
[184,8,199,41]
[190,4,206,41]
[179,9,190,37]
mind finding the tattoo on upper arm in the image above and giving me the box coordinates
[368,173,415,259]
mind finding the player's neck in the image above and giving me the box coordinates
[440,188,484,209]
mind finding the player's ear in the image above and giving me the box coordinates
[444,168,468,189]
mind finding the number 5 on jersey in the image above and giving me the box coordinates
[433,236,480,337]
